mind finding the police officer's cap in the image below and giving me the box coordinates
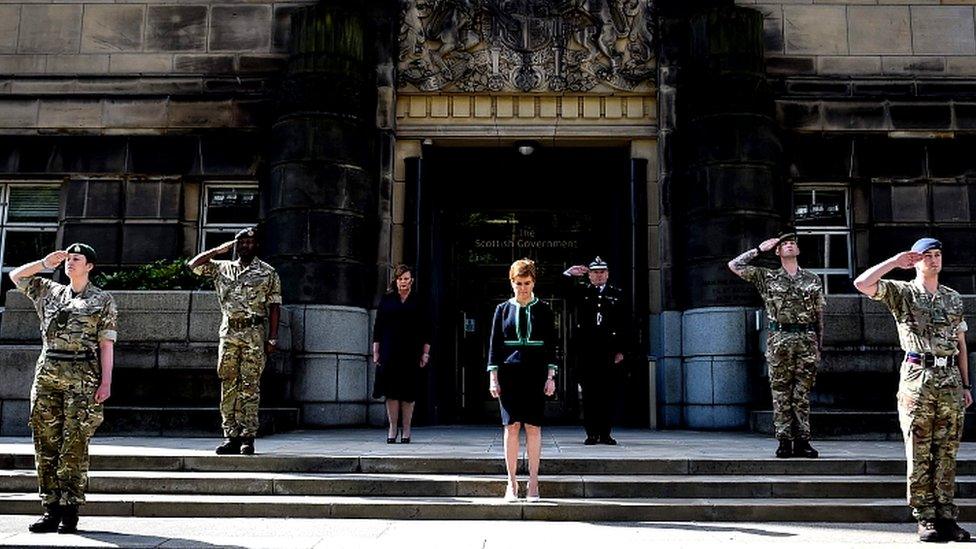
[234,226,258,240]
[588,256,608,271]
[65,243,97,263]
[911,237,942,254]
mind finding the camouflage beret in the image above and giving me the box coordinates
[65,243,97,263]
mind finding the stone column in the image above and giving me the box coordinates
[267,1,377,426]
[655,2,786,429]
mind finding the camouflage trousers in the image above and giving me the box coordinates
[29,359,103,506]
[217,328,266,438]
[896,359,965,521]
[766,331,818,441]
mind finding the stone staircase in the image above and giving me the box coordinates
[2,448,976,521]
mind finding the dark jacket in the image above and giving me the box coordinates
[487,297,558,372]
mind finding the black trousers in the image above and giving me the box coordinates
[579,350,616,438]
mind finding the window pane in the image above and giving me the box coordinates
[827,234,849,269]
[3,231,56,268]
[794,189,847,227]
[205,187,258,225]
[797,234,825,268]
[8,186,59,223]
[933,185,969,222]
[891,186,928,222]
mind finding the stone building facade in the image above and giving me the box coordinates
[0,0,974,435]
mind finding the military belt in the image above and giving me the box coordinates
[44,349,95,361]
[227,316,265,330]
[768,321,818,333]
[905,352,955,368]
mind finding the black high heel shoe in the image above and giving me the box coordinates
[387,428,399,444]
[400,435,411,444]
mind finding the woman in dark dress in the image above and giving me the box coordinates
[372,265,432,443]
[488,259,557,501]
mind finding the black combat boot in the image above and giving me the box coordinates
[792,439,819,459]
[936,518,971,542]
[918,519,942,542]
[239,436,255,455]
[57,504,78,534]
[28,503,61,533]
[215,436,242,455]
[775,439,792,458]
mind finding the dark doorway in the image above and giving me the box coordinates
[410,146,645,425]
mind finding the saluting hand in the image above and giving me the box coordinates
[892,251,923,270]
[613,352,624,365]
[567,265,588,276]
[217,240,237,254]
[758,237,781,253]
[43,251,67,269]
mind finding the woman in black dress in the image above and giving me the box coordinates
[488,259,557,501]
[372,265,432,443]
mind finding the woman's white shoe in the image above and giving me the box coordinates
[503,485,519,502]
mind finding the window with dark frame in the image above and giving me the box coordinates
[0,184,60,308]
[200,184,260,252]
[794,187,853,295]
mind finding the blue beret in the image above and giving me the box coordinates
[911,237,942,253]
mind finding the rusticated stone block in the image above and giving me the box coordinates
[848,7,910,56]
[783,6,847,55]
[0,346,38,398]
[882,57,945,76]
[337,356,368,401]
[911,6,976,55]
[302,403,367,426]
[1,400,29,436]
[293,356,339,402]
[18,5,82,54]
[174,55,235,74]
[147,6,207,52]
[0,6,19,54]
[82,5,144,53]
[210,6,272,51]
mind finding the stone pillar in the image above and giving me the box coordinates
[654,2,786,429]
[267,1,377,426]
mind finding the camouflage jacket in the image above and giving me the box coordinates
[193,258,282,337]
[872,279,967,356]
[740,266,825,324]
[16,277,118,355]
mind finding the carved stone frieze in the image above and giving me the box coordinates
[398,0,655,93]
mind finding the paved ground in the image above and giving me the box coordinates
[0,426,958,460]
[0,516,961,548]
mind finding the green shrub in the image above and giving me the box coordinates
[93,259,212,291]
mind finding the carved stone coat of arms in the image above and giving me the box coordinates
[398,0,655,93]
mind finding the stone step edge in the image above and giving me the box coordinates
[0,493,958,522]
[0,454,953,475]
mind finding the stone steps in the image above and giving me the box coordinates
[2,453,961,475]
[0,469,970,499]
[0,492,966,522]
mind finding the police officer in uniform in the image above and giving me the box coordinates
[190,227,282,455]
[855,238,971,542]
[10,243,117,534]
[729,233,825,459]
[564,257,628,445]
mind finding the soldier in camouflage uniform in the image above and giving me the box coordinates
[855,237,972,543]
[190,227,281,456]
[10,243,117,534]
[729,233,825,459]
